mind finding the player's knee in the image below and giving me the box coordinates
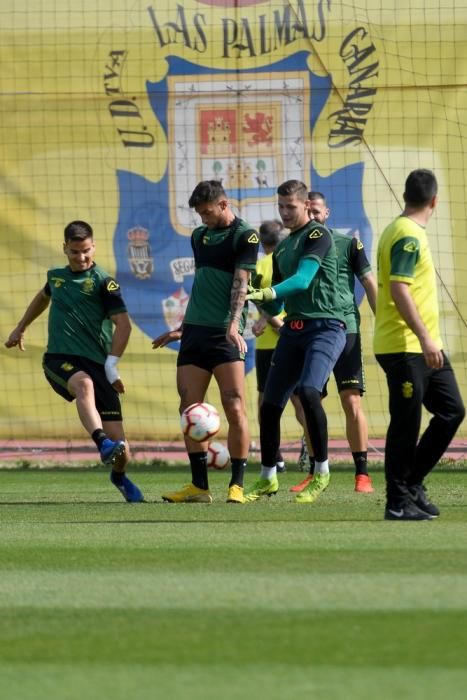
[298,385,321,413]
[69,372,94,399]
[448,398,465,430]
[222,396,245,427]
[259,401,283,428]
[339,390,361,418]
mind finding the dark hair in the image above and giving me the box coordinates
[259,219,286,248]
[64,220,93,243]
[308,191,326,203]
[277,179,308,200]
[188,180,227,208]
[404,169,438,207]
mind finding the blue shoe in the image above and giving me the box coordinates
[110,471,144,503]
[100,438,126,468]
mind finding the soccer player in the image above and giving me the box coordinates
[251,219,310,473]
[152,180,259,504]
[290,191,377,494]
[244,179,346,504]
[374,168,465,520]
[5,220,144,502]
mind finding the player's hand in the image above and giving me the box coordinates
[226,324,248,355]
[420,337,444,369]
[245,286,276,303]
[4,327,25,351]
[252,318,267,337]
[152,329,183,349]
[112,378,125,394]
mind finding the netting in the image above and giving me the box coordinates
[1,0,466,444]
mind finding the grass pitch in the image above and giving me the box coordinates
[1,464,466,700]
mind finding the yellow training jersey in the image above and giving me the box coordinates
[254,252,285,351]
[374,215,442,354]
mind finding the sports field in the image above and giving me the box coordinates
[1,464,467,700]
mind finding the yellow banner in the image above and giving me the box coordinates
[1,0,466,440]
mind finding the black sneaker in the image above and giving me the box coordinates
[384,501,434,521]
[408,484,440,517]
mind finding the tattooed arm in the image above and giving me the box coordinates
[226,268,249,353]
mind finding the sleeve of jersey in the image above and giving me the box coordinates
[44,281,51,297]
[389,237,419,283]
[101,277,128,315]
[272,257,320,299]
[235,229,260,269]
[302,225,332,261]
[350,237,372,279]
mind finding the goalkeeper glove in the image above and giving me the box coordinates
[246,286,277,303]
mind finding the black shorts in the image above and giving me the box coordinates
[42,353,123,421]
[332,332,365,394]
[177,324,245,373]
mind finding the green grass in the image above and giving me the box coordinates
[1,465,467,699]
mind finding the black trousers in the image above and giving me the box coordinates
[375,352,465,506]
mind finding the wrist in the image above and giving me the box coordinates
[105,354,120,384]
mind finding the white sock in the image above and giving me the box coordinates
[261,465,277,479]
[314,460,329,476]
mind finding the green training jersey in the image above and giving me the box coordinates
[374,215,442,354]
[271,221,344,323]
[183,217,259,330]
[44,262,127,364]
[332,229,372,334]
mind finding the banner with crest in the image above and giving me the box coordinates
[1,0,466,440]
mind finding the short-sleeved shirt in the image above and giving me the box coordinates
[332,229,372,334]
[44,262,127,364]
[272,221,344,323]
[374,215,442,354]
[183,216,259,332]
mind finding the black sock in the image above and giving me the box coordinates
[189,452,209,490]
[308,455,315,476]
[229,458,247,487]
[92,429,107,450]
[353,451,368,476]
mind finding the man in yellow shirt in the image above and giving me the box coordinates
[374,169,464,520]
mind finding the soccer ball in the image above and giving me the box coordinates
[207,441,230,470]
[180,402,220,442]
